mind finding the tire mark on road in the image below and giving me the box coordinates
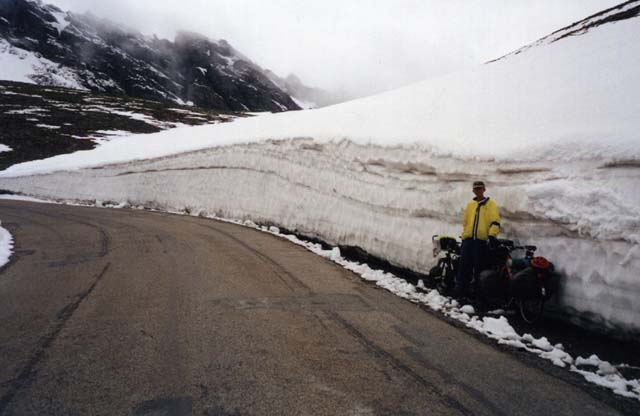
[0,206,69,243]
[403,346,508,416]
[188,219,312,293]
[45,226,108,267]
[327,310,474,416]
[54,212,110,258]
[0,206,73,273]
[0,204,111,266]
[0,263,111,414]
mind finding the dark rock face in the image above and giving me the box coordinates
[0,0,299,112]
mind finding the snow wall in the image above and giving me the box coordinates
[1,138,638,335]
[1,4,639,335]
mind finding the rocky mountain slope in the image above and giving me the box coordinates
[488,0,640,63]
[0,0,299,112]
[0,80,236,170]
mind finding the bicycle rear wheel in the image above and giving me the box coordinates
[518,298,545,323]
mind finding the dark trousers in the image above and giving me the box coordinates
[455,239,488,294]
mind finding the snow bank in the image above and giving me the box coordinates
[0,221,14,268]
[0,10,639,333]
[2,139,638,333]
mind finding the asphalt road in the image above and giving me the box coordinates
[0,200,631,415]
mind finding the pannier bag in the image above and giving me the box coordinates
[432,235,459,256]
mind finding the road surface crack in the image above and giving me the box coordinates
[0,262,111,414]
[327,310,474,416]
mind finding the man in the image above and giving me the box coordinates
[455,181,501,298]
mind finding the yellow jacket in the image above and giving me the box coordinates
[461,197,500,240]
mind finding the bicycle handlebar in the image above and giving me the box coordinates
[432,235,537,255]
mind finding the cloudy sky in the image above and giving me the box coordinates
[48,0,619,98]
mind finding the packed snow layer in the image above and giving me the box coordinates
[0,15,639,332]
[2,138,639,333]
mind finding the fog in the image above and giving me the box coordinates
[48,0,619,98]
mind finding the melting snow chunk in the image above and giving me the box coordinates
[476,316,520,340]
[460,304,475,315]
[576,354,603,367]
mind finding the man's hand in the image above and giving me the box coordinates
[488,236,498,249]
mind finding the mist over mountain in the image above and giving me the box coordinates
[264,70,354,109]
[0,0,300,112]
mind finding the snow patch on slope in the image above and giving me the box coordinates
[0,39,41,84]
[291,96,316,110]
[0,39,85,89]
[49,10,71,35]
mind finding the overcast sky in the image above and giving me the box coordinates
[48,0,620,97]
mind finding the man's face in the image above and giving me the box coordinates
[473,186,485,198]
